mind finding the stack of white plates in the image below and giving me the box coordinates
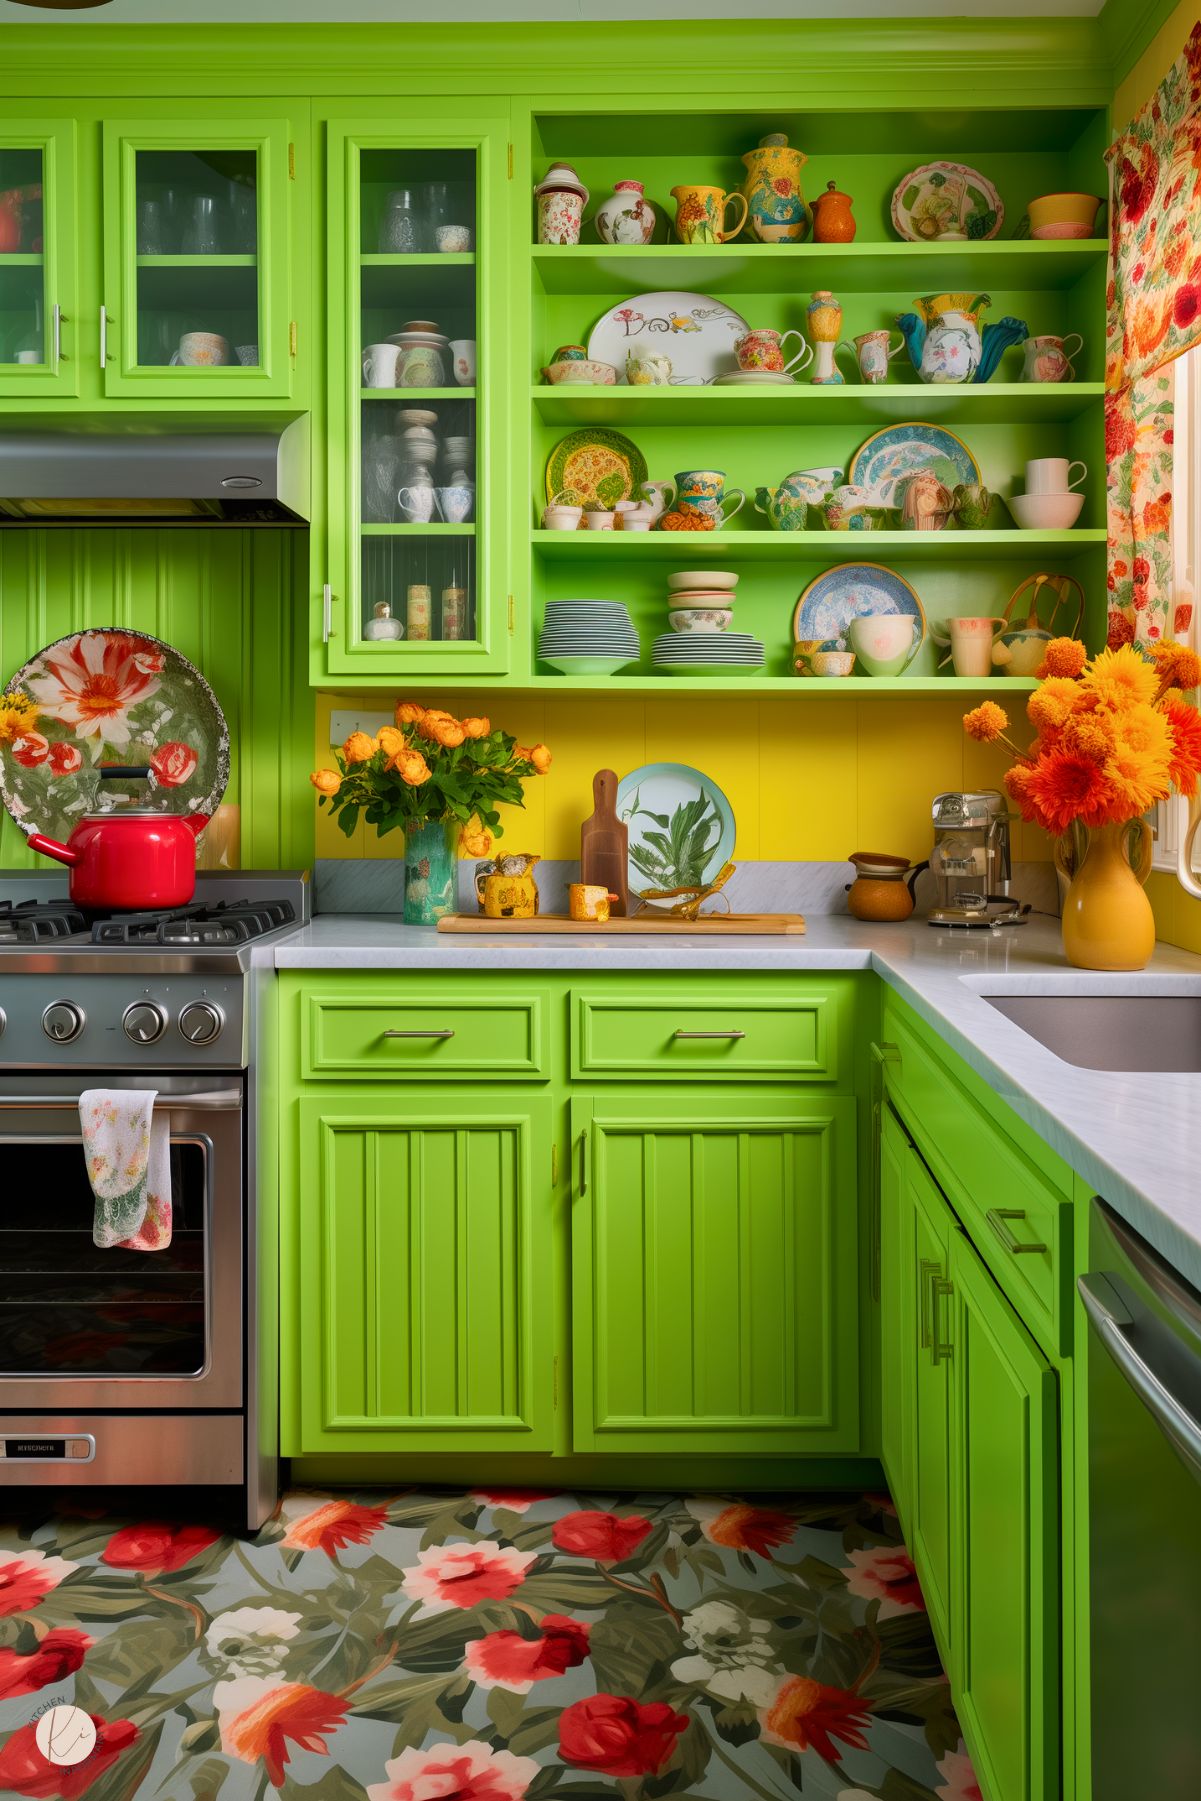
[651,631,765,676]
[539,598,640,675]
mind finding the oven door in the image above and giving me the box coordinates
[0,1075,243,1410]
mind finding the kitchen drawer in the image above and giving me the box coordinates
[302,994,546,1080]
[571,989,831,1081]
[882,996,1071,1358]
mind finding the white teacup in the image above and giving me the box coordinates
[397,482,436,523]
[362,342,401,388]
[449,338,476,385]
[542,503,582,530]
[435,483,474,524]
[170,331,231,367]
[933,614,1007,677]
[1026,456,1087,494]
[848,613,920,677]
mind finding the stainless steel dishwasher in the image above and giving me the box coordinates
[1078,1198,1201,1800]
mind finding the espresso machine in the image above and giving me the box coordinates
[915,790,1027,928]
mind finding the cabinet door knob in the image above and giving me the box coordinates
[986,1207,1048,1255]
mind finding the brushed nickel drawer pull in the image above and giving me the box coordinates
[381,1029,455,1040]
[932,1277,954,1364]
[987,1207,1048,1255]
[673,1029,746,1040]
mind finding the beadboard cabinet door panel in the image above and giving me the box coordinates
[287,1094,553,1455]
[570,1093,858,1456]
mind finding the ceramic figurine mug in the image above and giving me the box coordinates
[670,184,747,245]
[1021,333,1083,383]
[735,329,812,376]
[839,329,906,384]
[627,351,673,385]
[675,468,746,527]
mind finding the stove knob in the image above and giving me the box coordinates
[42,1001,84,1044]
[123,1001,167,1045]
[0,1008,6,1038]
[178,1001,223,1046]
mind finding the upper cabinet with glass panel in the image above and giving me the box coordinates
[0,122,79,401]
[101,112,295,399]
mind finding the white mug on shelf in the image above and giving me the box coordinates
[397,482,436,523]
[1026,456,1087,494]
[449,338,476,386]
[362,342,401,388]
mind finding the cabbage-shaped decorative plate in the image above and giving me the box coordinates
[891,161,1003,242]
[0,628,230,843]
[545,428,649,507]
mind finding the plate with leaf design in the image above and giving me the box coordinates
[545,428,649,508]
[0,627,229,844]
[617,761,736,905]
[891,161,1003,242]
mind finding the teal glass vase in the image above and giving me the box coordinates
[402,817,457,926]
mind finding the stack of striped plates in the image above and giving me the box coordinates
[651,631,766,676]
[538,598,640,675]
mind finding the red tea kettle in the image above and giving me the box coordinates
[27,765,208,910]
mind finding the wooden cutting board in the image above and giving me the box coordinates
[579,768,629,916]
[438,912,806,935]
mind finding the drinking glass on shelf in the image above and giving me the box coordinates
[181,194,222,256]
[424,180,451,244]
[227,180,257,253]
[157,186,181,254]
[378,188,423,254]
[136,198,166,256]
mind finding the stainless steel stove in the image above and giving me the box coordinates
[0,870,308,1526]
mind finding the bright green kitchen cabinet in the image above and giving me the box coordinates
[907,1135,956,1663]
[0,114,79,402]
[316,103,510,682]
[570,1091,858,1456]
[951,1228,1059,1801]
[101,107,297,400]
[878,1102,912,1517]
[284,1092,554,1456]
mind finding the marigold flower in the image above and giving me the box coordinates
[530,742,552,774]
[0,690,38,743]
[1061,711,1115,765]
[310,769,341,796]
[1035,637,1087,679]
[1083,644,1158,710]
[376,725,406,759]
[462,716,490,739]
[429,717,467,748]
[459,826,493,857]
[341,730,376,764]
[395,701,426,726]
[393,748,431,786]
[1163,692,1201,796]
[962,701,1008,742]
[1024,749,1119,835]
[416,708,458,742]
[1152,640,1201,691]
[1107,737,1172,816]
[1027,678,1083,738]
[1003,763,1037,820]
[1115,701,1172,761]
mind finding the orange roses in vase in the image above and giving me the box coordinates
[963,639,1201,969]
[310,703,550,925]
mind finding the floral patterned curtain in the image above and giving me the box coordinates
[1105,21,1201,651]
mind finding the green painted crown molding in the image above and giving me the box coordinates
[1100,0,1188,91]
[0,18,1113,104]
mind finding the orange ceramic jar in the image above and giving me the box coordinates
[812,180,857,244]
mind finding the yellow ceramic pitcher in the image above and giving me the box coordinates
[475,853,541,919]
[670,184,747,245]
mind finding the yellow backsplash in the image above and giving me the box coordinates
[313,693,1050,867]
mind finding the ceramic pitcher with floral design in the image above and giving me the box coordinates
[740,133,809,243]
[669,184,747,245]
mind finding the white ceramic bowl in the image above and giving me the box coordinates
[667,570,739,592]
[668,608,734,634]
[543,359,618,386]
[1009,490,1085,530]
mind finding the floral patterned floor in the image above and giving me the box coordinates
[0,1488,982,1801]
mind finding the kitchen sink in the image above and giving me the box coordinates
[983,993,1201,1073]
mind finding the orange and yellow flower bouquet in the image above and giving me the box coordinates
[963,639,1201,968]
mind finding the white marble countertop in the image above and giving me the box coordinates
[272,913,1201,1288]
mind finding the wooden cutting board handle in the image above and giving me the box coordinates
[580,768,629,916]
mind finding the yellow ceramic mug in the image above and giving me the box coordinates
[670,184,748,245]
[569,883,615,923]
[475,854,540,919]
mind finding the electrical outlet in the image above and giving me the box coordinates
[330,709,392,746]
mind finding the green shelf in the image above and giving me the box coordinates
[0,253,44,268]
[530,381,1106,427]
[135,254,257,268]
[361,252,475,268]
[517,674,1039,697]
[530,528,1107,562]
[361,523,475,536]
[361,386,474,400]
[530,240,1108,297]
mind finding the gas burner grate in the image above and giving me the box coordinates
[91,897,296,947]
[0,899,88,943]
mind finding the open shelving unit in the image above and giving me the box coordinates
[519,100,1109,696]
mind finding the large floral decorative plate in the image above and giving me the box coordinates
[891,161,1004,241]
[617,761,736,904]
[545,428,649,507]
[0,628,230,843]
[848,422,980,506]
[587,290,749,386]
[792,563,926,651]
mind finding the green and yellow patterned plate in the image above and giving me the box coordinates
[545,428,648,508]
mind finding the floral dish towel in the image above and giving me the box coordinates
[79,1089,172,1250]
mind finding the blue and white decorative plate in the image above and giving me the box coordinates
[617,762,736,902]
[848,423,980,506]
[792,563,926,651]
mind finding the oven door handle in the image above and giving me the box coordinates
[0,1090,243,1112]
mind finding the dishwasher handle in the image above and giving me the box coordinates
[1079,1271,1201,1479]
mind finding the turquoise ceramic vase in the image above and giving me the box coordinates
[403,818,457,926]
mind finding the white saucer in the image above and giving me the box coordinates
[713,370,796,385]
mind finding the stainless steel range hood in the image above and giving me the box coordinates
[0,423,308,525]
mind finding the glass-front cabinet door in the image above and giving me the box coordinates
[101,110,294,399]
[321,106,509,678]
[0,120,78,400]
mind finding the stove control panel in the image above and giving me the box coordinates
[1,976,246,1068]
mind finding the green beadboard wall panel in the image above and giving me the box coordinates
[0,529,313,870]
